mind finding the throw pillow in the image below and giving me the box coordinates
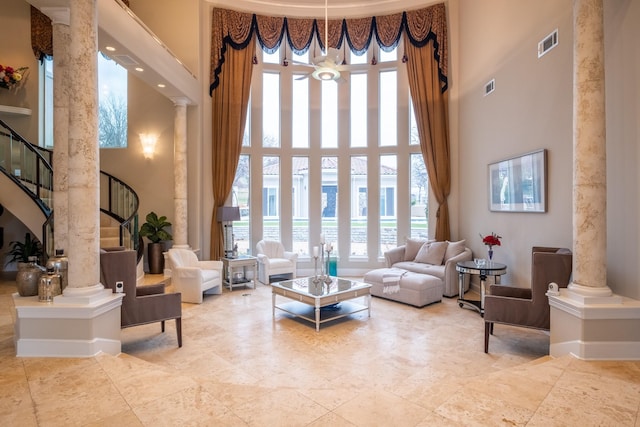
[404,238,430,261]
[414,241,448,265]
[444,240,466,261]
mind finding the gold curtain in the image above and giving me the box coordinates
[404,35,451,241]
[209,41,256,259]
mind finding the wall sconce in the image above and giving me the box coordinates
[139,133,158,159]
[217,206,241,258]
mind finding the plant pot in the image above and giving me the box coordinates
[16,262,44,297]
[147,242,165,274]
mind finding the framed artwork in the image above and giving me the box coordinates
[488,149,547,212]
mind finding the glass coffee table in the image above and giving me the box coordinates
[271,277,372,331]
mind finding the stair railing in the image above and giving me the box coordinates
[0,119,140,256]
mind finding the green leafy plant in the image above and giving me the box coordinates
[139,212,173,243]
[6,232,43,265]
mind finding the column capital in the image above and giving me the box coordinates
[41,7,70,25]
[170,97,190,107]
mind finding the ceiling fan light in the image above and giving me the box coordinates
[312,67,340,81]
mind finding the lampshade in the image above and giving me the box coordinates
[217,206,241,222]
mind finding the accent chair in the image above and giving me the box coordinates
[167,248,223,303]
[484,246,572,353]
[100,247,182,347]
[255,240,298,285]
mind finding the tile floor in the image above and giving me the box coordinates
[1,273,639,426]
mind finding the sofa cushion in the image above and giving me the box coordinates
[392,262,446,280]
[414,241,448,265]
[404,238,429,261]
[444,240,466,262]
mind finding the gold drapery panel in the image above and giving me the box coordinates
[31,0,131,60]
[210,3,448,93]
[209,42,256,260]
[404,33,451,241]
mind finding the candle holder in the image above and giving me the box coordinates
[324,246,333,285]
[312,254,320,284]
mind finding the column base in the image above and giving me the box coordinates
[13,292,124,358]
[548,288,640,360]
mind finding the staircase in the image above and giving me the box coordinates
[0,118,140,258]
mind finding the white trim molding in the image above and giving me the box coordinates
[548,289,640,360]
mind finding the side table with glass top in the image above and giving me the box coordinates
[456,260,507,316]
[221,255,257,291]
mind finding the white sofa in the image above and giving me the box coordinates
[382,239,472,298]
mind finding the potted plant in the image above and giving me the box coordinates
[139,211,173,274]
[5,232,44,296]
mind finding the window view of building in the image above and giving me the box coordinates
[231,38,428,264]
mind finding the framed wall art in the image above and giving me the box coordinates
[488,149,547,212]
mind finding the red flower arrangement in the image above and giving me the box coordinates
[0,64,28,90]
[480,232,502,249]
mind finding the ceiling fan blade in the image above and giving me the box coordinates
[295,73,311,81]
[291,59,314,68]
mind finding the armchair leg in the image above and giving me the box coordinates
[176,318,182,348]
[484,321,491,353]
[161,320,165,333]
[490,322,494,335]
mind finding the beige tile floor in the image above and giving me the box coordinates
[1,273,639,426]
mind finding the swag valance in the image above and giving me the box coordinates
[209,3,448,94]
[31,0,131,61]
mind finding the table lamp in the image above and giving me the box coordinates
[217,206,241,258]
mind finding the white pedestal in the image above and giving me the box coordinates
[13,292,124,357]
[548,289,640,360]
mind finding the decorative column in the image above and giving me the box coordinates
[569,0,611,298]
[64,0,102,293]
[13,0,123,358]
[171,97,189,249]
[47,8,71,253]
[547,0,639,361]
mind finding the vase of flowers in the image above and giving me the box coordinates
[480,232,502,261]
[0,65,28,90]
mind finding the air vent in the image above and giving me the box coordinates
[538,29,558,58]
[113,54,139,66]
[484,79,495,96]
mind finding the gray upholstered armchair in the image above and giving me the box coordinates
[484,246,572,353]
[100,247,182,347]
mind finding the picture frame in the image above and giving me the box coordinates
[488,149,547,212]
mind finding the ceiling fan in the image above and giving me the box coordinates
[293,0,353,82]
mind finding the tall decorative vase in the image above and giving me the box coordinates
[488,248,493,261]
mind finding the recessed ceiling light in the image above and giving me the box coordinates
[135,67,144,72]
[105,46,116,52]
[157,83,166,88]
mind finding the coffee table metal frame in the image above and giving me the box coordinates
[271,277,372,331]
[456,260,507,316]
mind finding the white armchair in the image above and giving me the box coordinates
[255,240,298,285]
[167,248,222,304]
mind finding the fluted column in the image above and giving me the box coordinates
[47,8,71,253]
[569,0,611,297]
[64,0,101,291]
[172,97,189,248]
